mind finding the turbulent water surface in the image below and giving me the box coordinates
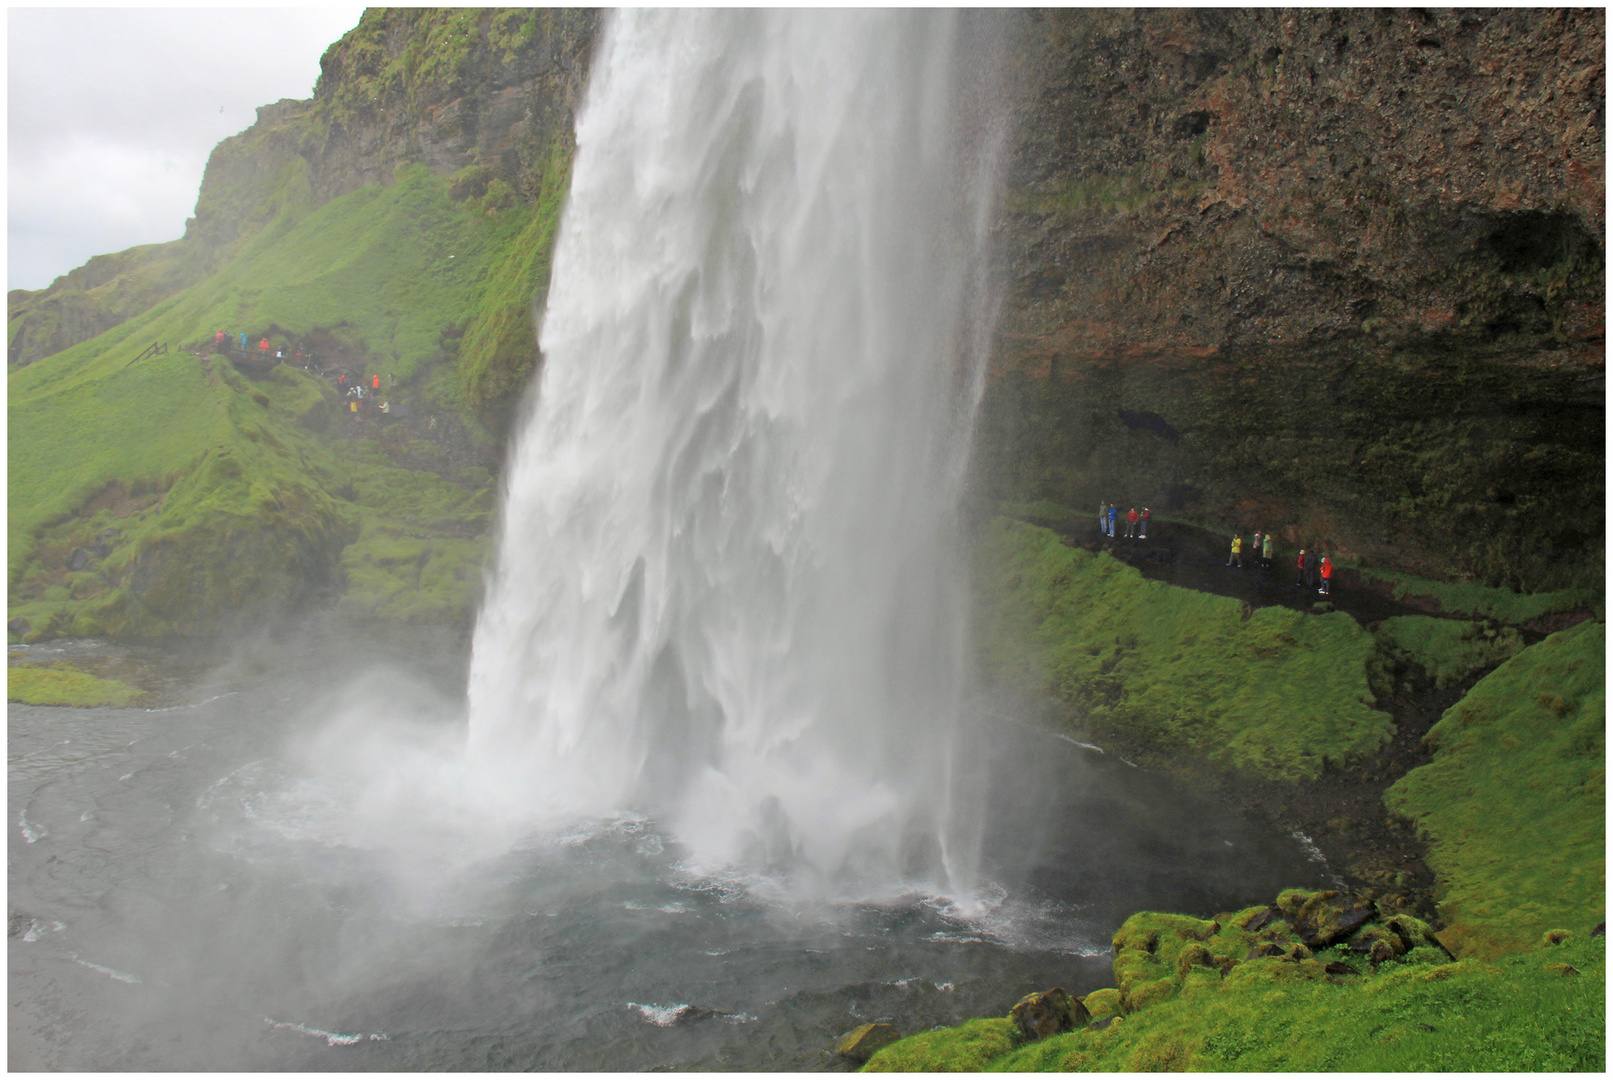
[11,12,1340,1071]
[9,636,1333,1070]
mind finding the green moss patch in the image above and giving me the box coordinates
[1357,565,1599,625]
[975,517,1393,781]
[8,663,146,707]
[865,896,1604,1072]
[863,1018,1018,1073]
[1374,615,1526,690]
[1385,620,1605,958]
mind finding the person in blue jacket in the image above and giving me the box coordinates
[1107,503,1118,537]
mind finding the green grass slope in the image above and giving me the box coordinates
[9,161,561,640]
[975,516,1393,781]
[1385,620,1605,958]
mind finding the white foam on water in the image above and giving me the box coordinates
[19,809,47,843]
[72,956,141,984]
[264,1018,390,1047]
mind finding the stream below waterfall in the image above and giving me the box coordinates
[9,635,1334,1071]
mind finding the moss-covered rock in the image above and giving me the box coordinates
[1009,988,1089,1040]
[837,1023,902,1064]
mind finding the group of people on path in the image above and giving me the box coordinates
[1099,502,1150,539]
[210,329,402,419]
[1227,529,1333,595]
[212,329,316,370]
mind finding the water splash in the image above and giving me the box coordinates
[467,10,1006,899]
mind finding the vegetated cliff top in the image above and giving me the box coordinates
[9,7,601,369]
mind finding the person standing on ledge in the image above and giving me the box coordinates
[1262,531,1274,568]
[1228,533,1243,568]
[1107,503,1118,538]
[1125,507,1139,538]
[1295,548,1307,587]
[1098,501,1107,534]
[1319,556,1333,595]
[1139,507,1150,539]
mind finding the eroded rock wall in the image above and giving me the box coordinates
[979,8,1604,592]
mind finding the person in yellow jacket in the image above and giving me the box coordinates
[1227,533,1243,568]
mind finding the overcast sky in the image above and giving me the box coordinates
[8,7,367,292]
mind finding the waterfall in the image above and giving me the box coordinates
[466,9,1006,899]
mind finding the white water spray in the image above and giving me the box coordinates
[467,10,1006,899]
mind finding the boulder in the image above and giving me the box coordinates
[7,617,30,636]
[837,1022,901,1063]
[1290,891,1376,948]
[66,547,89,572]
[1241,907,1283,933]
[1009,988,1089,1041]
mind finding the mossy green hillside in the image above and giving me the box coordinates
[865,890,1604,1073]
[1385,620,1605,959]
[10,162,560,639]
[8,663,147,707]
[1374,615,1525,690]
[975,517,1393,781]
[328,437,494,624]
[867,932,1603,1072]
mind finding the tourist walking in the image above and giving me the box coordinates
[1319,556,1333,595]
[1139,507,1150,539]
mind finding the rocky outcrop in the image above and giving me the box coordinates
[1009,988,1090,1040]
[979,8,1604,593]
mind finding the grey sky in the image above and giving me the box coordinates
[8,7,366,292]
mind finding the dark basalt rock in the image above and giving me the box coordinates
[7,617,30,636]
[1010,987,1090,1041]
[66,547,89,572]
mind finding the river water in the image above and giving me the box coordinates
[9,635,1333,1071]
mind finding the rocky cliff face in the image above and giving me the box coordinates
[979,8,1603,592]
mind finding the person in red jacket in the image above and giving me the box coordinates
[1295,549,1307,587]
[1125,507,1139,538]
[1319,556,1333,595]
[372,374,380,390]
[258,337,270,353]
